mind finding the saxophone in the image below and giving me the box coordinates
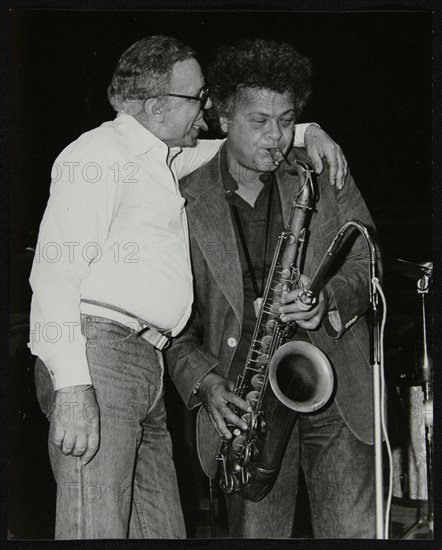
[217,148,334,502]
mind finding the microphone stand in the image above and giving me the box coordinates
[357,222,385,538]
[400,266,433,539]
[370,259,385,538]
[417,269,433,535]
[298,220,386,538]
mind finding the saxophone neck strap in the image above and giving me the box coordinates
[230,183,274,300]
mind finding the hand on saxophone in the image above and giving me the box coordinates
[198,371,252,439]
[278,274,332,330]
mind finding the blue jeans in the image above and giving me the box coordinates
[226,401,375,538]
[35,315,186,539]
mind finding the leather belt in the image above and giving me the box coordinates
[80,299,170,351]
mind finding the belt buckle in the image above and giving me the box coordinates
[137,324,170,351]
[156,333,171,351]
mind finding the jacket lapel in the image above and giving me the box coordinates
[183,153,244,326]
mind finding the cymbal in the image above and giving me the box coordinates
[386,257,432,280]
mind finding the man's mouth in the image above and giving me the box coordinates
[263,148,279,159]
[192,116,208,132]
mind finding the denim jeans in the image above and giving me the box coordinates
[226,401,375,538]
[35,315,186,539]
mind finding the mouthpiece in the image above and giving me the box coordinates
[268,148,286,167]
[268,148,305,176]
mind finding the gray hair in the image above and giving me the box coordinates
[108,35,195,114]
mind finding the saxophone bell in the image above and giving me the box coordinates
[269,341,334,413]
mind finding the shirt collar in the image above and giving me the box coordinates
[112,113,181,160]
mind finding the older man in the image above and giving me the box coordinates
[167,38,379,538]
[30,35,347,539]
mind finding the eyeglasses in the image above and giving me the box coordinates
[162,85,211,109]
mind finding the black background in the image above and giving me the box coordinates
[10,9,433,264]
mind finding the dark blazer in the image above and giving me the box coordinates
[167,145,381,478]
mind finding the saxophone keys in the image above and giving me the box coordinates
[274,282,283,293]
[256,355,268,367]
[243,410,259,436]
[285,234,295,245]
[241,412,259,434]
[232,434,247,452]
[241,468,252,486]
[260,335,272,352]
[232,462,242,474]
[251,374,265,389]
[241,442,253,467]
[245,390,260,409]
[219,473,236,494]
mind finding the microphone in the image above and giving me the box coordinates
[297,223,359,309]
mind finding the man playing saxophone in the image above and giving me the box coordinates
[167,38,379,538]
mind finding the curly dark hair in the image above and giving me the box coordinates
[207,38,312,120]
[108,35,195,112]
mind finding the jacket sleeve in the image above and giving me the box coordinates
[166,240,222,410]
[318,170,383,339]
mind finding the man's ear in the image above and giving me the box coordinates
[144,97,166,122]
[219,116,230,135]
